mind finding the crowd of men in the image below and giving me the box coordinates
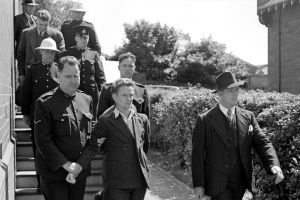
[14,1,284,200]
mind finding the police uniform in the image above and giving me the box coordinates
[60,26,106,119]
[61,20,101,54]
[34,87,93,200]
[98,82,150,118]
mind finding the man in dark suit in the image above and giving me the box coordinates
[34,56,93,200]
[98,52,149,118]
[73,78,150,200]
[192,72,284,200]
[14,0,38,58]
[17,9,65,83]
[59,25,106,119]
[61,5,101,54]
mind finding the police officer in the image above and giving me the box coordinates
[34,56,93,200]
[60,25,106,119]
[61,5,101,54]
[98,52,150,118]
[21,37,60,189]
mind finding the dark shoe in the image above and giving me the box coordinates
[94,191,103,200]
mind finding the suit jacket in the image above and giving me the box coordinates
[61,20,101,54]
[98,82,150,118]
[14,13,37,56]
[34,88,93,180]
[17,26,65,76]
[77,108,151,188]
[191,105,280,196]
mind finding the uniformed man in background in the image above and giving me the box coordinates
[61,5,101,54]
[21,37,60,190]
[60,25,106,119]
[34,56,93,200]
[98,52,149,118]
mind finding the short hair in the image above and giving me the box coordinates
[58,56,79,72]
[112,78,135,94]
[36,9,51,21]
[118,52,136,64]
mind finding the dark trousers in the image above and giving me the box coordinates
[41,176,87,200]
[103,187,147,200]
[212,179,246,200]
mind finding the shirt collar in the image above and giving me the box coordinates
[113,107,135,119]
[25,13,32,19]
[219,103,235,116]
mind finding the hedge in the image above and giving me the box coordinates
[149,86,300,199]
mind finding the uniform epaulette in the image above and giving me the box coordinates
[62,20,72,24]
[105,82,113,86]
[39,88,56,100]
[134,82,145,88]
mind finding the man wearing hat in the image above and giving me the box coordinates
[14,0,38,57]
[191,71,284,200]
[17,9,65,84]
[60,25,106,119]
[21,37,60,190]
[61,4,102,54]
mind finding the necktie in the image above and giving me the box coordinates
[227,109,233,123]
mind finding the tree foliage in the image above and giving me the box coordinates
[112,19,190,72]
[36,0,81,29]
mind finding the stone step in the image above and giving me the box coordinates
[16,155,103,171]
[15,186,103,200]
[16,141,34,157]
[15,128,32,142]
[15,115,30,129]
[16,170,103,189]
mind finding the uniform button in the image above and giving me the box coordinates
[83,81,85,83]
[61,119,64,122]
[82,75,85,77]
[83,69,85,71]
[226,165,229,168]
[46,85,49,88]
[46,79,49,82]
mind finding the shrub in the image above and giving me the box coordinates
[149,87,300,199]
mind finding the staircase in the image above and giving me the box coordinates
[14,113,104,200]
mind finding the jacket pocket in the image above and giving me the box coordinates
[54,114,71,135]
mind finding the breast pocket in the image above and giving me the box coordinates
[54,114,71,136]
[83,60,95,75]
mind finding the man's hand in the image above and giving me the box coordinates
[66,173,76,184]
[18,75,24,85]
[62,162,82,176]
[194,186,210,199]
[23,115,31,126]
[97,137,106,147]
[271,166,284,184]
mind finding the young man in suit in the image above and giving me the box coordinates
[17,9,65,84]
[73,78,151,200]
[14,0,38,58]
[192,72,284,200]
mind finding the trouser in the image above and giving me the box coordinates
[212,177,247,200]
[41,176,87,200]
[103,187,147,200]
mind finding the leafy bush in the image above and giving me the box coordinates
[149,87,300,199]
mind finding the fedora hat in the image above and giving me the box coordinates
[70,4,86,12]
[213,71,245,93]
[22,0,38,6]
[36,38,60,52]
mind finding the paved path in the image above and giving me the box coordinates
[145,162,196,200]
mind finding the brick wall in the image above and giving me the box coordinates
[0,0,16,200]
[267,3,300,94]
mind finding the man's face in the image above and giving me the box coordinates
[40,49,56,64]
[58,63,80,95]
[112,86,134,110]
[218,87,239,109]
[70,11,85,21]
[36,18,49,33]
[24,5,36,15]
[75,35,89,49]
[118,58,136,78]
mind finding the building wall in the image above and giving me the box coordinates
[268,3,300,93]
[0,0,16,200]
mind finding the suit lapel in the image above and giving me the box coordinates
[236,107,249,146]
[22,13,29,26]
[208,105,229,149]
[30,27,37,52]
[111,115,134,141]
